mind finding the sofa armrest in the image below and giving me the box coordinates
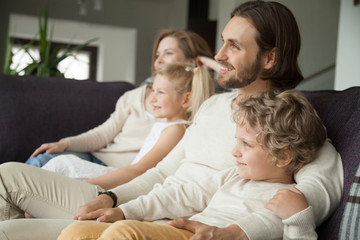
[303,87,360,239]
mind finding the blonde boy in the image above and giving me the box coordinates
[59,90,326,240]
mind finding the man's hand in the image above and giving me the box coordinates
[265,187,308,220]
[75,207,125,222]
[168,219,248,240]
[74,194,114,220]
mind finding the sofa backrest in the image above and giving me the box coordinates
[303,87,360,239]
[0,74,135,163]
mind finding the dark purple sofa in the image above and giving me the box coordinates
[303,87,360,239]
[0,74,135,164]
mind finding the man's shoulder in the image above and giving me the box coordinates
[204,91,237,107]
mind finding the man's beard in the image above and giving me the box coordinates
[218,54,262,89]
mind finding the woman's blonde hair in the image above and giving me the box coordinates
[154,63,215,122]
[233,90,327,174]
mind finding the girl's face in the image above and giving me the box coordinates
[150,74,188,121]
[154,36,190,71]
[232,123,286,183]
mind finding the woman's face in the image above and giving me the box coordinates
[154,36,190,71]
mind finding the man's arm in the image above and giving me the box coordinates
[119,168,227,222]
[168,206,285,240]
[74,136,187,218]
[294,140,343,226]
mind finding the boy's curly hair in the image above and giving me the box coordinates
[233,90,327,174]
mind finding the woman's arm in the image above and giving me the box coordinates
[65,86,147,152]
[86,124,186,190]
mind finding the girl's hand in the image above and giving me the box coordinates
[30,140,69,157]
[265,187,309,220]
[196,56,221,73]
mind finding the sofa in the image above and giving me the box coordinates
[0,74,135,164]
[0,73,359,239]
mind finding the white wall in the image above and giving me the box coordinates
[9,14,137,83]
[215,0,340,91]
[334,0,360,90]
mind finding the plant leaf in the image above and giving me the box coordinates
[3,28,13,74]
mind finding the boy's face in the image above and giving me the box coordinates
[232,123,285,183]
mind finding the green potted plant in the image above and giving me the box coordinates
[3,8,97,78]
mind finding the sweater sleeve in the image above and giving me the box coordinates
[111,131,187,204]
[294,140,343,226]
[282,206,317,240]
[234,209,285,240]
[119,168,231,221]
[63,86,144,152]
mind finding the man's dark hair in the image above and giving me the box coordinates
[231,1,303,90]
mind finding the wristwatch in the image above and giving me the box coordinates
[98,191,118,208]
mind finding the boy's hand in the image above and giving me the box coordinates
[265,187,309,220]
[168,219,248,240]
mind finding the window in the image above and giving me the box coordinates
[10,37,98,80]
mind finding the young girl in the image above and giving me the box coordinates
[41,63,215,190]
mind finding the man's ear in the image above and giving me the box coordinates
[181,92,192,108]
[263,48,277,70]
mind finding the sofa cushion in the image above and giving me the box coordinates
[303,87,360,239]
[0,74,135,164]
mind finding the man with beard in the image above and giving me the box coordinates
[65,1,342,240]
[0,1,342,240]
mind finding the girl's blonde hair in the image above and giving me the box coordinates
[154,63,215,122]
[233,90,327,174]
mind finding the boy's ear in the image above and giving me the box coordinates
[276,150,293,168]
[263,47,277,70]
[181,92,192,108]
